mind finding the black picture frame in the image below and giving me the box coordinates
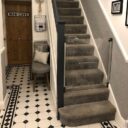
[125,0,128,26]
[111,0,123,14]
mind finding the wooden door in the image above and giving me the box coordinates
[5,1,32,65]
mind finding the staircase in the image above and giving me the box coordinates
[56,0,116,127]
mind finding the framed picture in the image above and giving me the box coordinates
[34,15,46,32]
[111,0,123,14]
[125,0,128,26]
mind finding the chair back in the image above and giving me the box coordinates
[34,41,49,52]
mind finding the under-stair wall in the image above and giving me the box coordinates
[46,0,58,108]
[81,0,128,127]
[0,0,7,110]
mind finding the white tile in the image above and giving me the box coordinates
[27,107,37,114]
[12,122,25,128]
[37,112,49,120]
[25,121,38,128]
[14,115,26,123]
[15,108,27,115]
[88,123,101,128]
[25,113,38,121]
[38,120,51,128]
[50,117,62,127]
[110,120,120,128]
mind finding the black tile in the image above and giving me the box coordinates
[24,112,29,116]
[48,125,54,128]
[45,103,50,106]
[23,120,28,124]
[35,111,40,114]
[47,117,52,120]
[35,104,40,108]
[46,110,51,113]
[35,118,41,122]
[45,98,49,101]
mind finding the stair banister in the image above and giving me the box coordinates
[52,0,65,119]
[106,38,113,87]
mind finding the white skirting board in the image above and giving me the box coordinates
[108,84,126,128]
[0,47,7,111]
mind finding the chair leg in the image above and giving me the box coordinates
[46,73,50,90]
[30,72,34,80]
[33,74,36,92]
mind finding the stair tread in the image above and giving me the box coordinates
[65,38,90,44]
[57,1,79,8]
[65,24,87,34]
[66,56,98,61]
[66,43,93,47]
[65,84,106,91]
[60,16,84,18]
[59,101,116,126]
[66,68,103,75]
[58,8,81,9]
[65,87,109,97]
[65,33,90,38]
[57,0,77,2]
[65,24,86,26]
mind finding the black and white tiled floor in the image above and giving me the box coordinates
[0,66,120,128]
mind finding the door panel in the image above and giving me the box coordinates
[5,1,32,64]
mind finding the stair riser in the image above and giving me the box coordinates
[57,2,79,8]
[60,113,115,127]
[65,38,90,44]
[60,17,84,24]
[64,92,109,106]
[65,25,87,34]
[65,34,90,44]
[66,62,98,70]
[65,73,104,86]
[66,46,94,56]
[58,9,81,16]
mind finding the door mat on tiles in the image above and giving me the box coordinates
[1,85,19,128]
[101,121,117,128]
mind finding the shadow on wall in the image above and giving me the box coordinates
[81,0,128,120]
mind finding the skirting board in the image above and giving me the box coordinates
[0,92,9,111]
[108,84,126,128]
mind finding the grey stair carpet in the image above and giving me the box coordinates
[60,16,84,24]
[65,34,90,44]
[65,84,107,91]
[65,24,87,34]
[56,0,116,126]
[65,69,104,86]
[66,56,99,70]
[57,1,79,8]
[66,44,94,56]
[58,8,81,16]
[64,87,109,105]
[59,101,116,126]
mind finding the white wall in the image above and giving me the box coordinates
[46,0,57,108]
[0,0,7,109]
[99,0,128,61]
[32,0,48,42]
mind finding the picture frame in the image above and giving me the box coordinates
[125,0,128,26]
[111,0,123,14]
[34,15,46,32]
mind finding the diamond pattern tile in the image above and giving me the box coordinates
[0,66,120,128]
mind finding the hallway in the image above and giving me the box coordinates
[0,66,120,128]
